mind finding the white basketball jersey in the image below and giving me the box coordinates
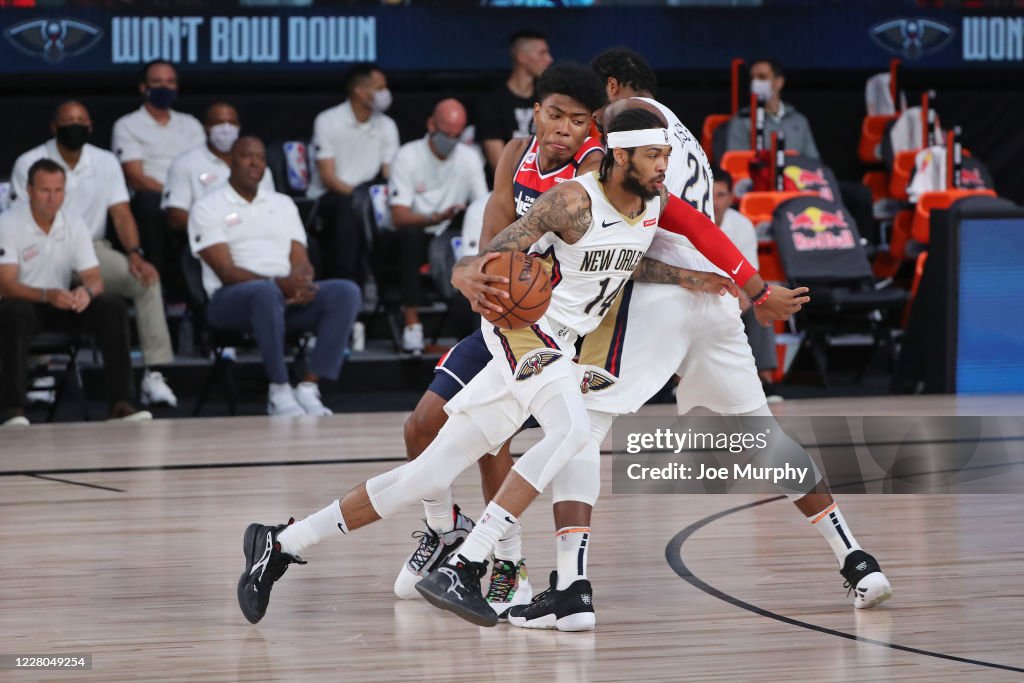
[530,172,661,337]
[637,97,720,272]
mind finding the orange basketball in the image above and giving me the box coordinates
[480,251,551,330]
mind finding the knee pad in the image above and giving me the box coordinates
[551,411,615,506]
[512,388,591,493]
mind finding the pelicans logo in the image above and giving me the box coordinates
[869,18,954,61]
[516,350,561,381]
[4,18,103,64]
[580,369,615,394]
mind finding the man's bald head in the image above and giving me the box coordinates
[229,135,268,195]
[430,98,467,138]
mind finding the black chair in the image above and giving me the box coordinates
[28,332,90,423]
[180,248,309,416]
[265,139,320,228]
[770,196,908,386]
[353,185,453,351]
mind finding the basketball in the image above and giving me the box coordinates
[480,251,551,329]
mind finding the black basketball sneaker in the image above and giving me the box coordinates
[415,554,497,627]
[506,571,595,631]
[237,519,307,624]
[840,550,892,609]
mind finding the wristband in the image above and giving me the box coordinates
[752,284,772,306]
[129,247,145,258]
[40,287,47,303]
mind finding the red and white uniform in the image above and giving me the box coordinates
[511,135,603,219]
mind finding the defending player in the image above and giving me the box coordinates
[499,50,890,631]
[236,110,803,627]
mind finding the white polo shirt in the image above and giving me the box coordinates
[307,100,399,198]
[112,106,205,185]
[0,201,98,289]
[10,140,131,241]
[188,183,307,298]
[388,137,488,235]
[719,208,759,270]
[162,144,275,211]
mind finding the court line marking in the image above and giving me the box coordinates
[664,496,1024,674]
[25,473,126,493]
[2,435,1022,478]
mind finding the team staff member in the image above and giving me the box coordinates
[113,60,205,284]
[11,100,178,408]
[308,63,400,284]
[0,160,152,426]
[386,98,489,354]
[189,137,361,417]
[163,102,275,231]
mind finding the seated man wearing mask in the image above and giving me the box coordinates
[724,58,819,158]
[163,102,275,231]
[308,63,399,286]
[11,100,178,408]
[112,60,205,294]
[385,98,488,353]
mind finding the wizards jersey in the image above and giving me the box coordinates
[512,135,604,218]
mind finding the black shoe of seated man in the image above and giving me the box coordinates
[415,554,497,627]
[507,570,596,631]
[237,518,307,624]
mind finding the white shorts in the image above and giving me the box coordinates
[445,317,578,448]
[578,280,765,416]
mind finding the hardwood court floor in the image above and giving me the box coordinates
[2,395,1023,682]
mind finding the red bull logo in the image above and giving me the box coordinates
[784,165,834,201]
[960,168,984,187]
[786,206,855,251]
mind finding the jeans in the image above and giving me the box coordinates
[206,279,361,384]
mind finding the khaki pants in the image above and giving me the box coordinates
[92,239,174,367]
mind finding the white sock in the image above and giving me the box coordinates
[269,382,293,398]
[809,502,861,565]
[422,488,455,533]
[493,522,523,563]
[277,500,347,557]
[556,526,590,590]
[453,501,516,565]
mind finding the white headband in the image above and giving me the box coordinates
[606,128,670,149]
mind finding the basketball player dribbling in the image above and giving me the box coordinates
[391,64,608,613]
[236,110,802,628]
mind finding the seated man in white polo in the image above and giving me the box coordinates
[0,159,151,426]
[188,136,361,417]
[386,98,488,353]
[11,99,178,407]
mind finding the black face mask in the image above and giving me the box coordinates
[56,124,90,151]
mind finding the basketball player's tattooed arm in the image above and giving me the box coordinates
[632,257,739,297]
[452,183,593,314]
[655,188,811,324]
